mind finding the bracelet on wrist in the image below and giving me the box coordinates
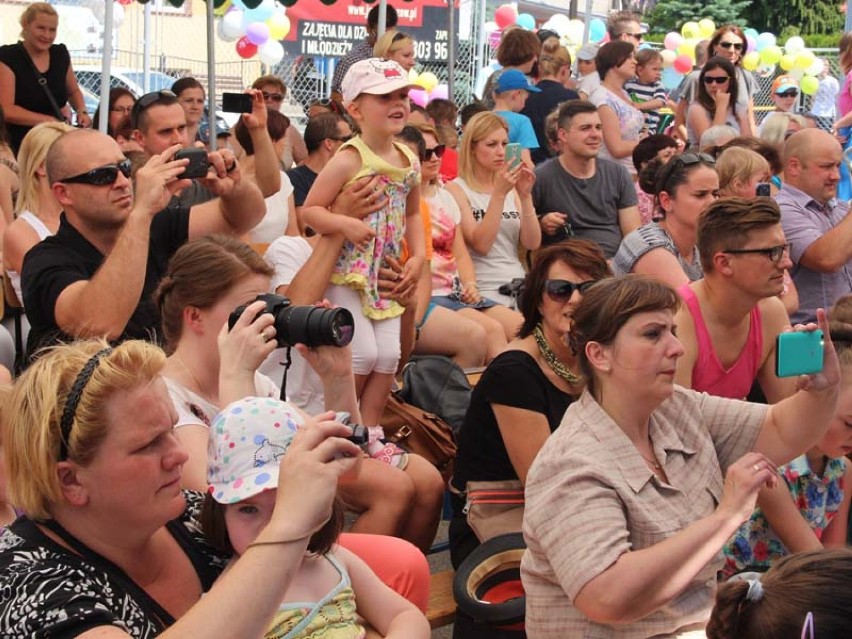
[246,532,313,551]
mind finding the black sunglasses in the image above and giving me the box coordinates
[309,97,344,115]
[718,41,744,51]
[777,90,799,98]
[544,279,597,301]
[421,144,446,161]
[722,243,791,263]
[330,134,354,143]
[59,159,132,186]
[624,32,643,40]
[678,152,716,166]
[703,76,730,85]
[131,90,177,126]
[262,91,284,102]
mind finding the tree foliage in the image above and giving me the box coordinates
[647,0,750,33]
[741,0,843,36]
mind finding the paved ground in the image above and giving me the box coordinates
[429,519,453,639]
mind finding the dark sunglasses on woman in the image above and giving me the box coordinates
[544,279,597,302]
[718,41,744,51]
[58,159,133,186]
[703,76,730,85]
[420,144,446,161]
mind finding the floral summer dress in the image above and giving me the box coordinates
[329,136,420,320]
[721,454,847,578]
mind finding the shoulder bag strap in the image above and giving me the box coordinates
[18,42,66,122]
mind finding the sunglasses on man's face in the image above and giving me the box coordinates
[703,75,730,85]
[262,91,284,103]
[544,279,597,302]
[421,144,446,161]
[777,90,799,98]
[718,41,744,51]
[58,159,132,186]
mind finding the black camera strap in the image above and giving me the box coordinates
[279,346,293,401]
[18,42,67,123]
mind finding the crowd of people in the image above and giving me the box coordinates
[0,2,851,639]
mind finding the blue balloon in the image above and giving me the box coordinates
[515,13,535,30]
[638,42,652,50]
[661,67,683,90]
[589,18,606,43]
[231,0,246,8]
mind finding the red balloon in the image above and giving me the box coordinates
[494,4,518,30]
[673,54,693,74]
[117,0,133,5]
[236,36,258,59]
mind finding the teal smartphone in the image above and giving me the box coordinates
[775,330,824,377]
[505,143,522,167]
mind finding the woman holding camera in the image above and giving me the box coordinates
[521,275,839,638]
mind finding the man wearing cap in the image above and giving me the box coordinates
[20,128,265,359]
[532,100,639,254]
[575,44,600,99]
[493,69,541,166]
[331,5,399,103]
[770,75,801,114]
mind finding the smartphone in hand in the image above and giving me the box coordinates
[505,143,522,168]
[221,92,253,113]
[174,147,210,179]
[776,330,824,377]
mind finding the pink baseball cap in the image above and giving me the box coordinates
[341,57,417,105]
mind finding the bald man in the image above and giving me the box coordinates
[21,128,265,357]
[776,128,852,323]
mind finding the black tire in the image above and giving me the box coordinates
[452,532,526,627]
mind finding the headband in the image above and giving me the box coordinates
[58,347,113,461]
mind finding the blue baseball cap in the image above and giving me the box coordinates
[494,69,541,94]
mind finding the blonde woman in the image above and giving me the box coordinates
[758,111,807,148]
[446,111,540,308]
[0,106,18,228]
[3,121,71,306]
[373,30,417,72]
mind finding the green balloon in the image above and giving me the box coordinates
[165,0,184,7]
[279,0,298,7]
[241,0,263,8]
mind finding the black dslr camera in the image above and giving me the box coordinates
[228,293,355,348]
[334,411,370,448]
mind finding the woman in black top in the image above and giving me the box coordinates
[0,2,91,154]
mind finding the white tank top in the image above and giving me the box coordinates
[8,210,54,305]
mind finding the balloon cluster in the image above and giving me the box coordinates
[218,0,288,66]
[539,15,609,46]
[740,34,824,94]
[659,19,718,88]
[408,69,450,107]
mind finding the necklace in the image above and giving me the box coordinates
[534,324,582,385]
[173,354,214,402]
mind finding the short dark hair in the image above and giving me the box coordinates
[234,109,289,156]
[304,113,343,154]
[606,10,641,38]
[496,28,542,67]
[632,134,678,173]
[171,76,205,98]
[518,241,612,338]
[396,125,426,159]
[252,74,286,94]
[425,98,458,127]
[367,4,397,29]
[556,100,598,131]
[697,197,782,272]
[201,492,345,557]
[595,40,635,80]
[131,90,179,131]
[92,87,136,137]
[697,57,739,120]
[635,48,662,66]
[460,101,489,129]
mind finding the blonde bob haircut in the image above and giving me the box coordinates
[457,111,509,190]
[759,112,807,148]
[19,2,57,37]
[373,30,415,59]
[3,339,166,520]
[716,146,770,196]
[15,121,73,215]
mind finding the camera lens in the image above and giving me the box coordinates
[277,306,354,347]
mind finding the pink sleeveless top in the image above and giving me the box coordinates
[679,285,763,399]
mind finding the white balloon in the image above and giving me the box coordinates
[258,39,284,66]
[222,10,245,40]
[806,58,825,77]
[546,14,571,37]
[784,36,805,55]
[113,3,125,29]
[484,21,498,34]
[217,19,236,42]
[788,68,805,80]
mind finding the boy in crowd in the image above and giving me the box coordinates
[625,49,668,134]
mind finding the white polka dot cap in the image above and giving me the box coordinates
[207,396,304,504]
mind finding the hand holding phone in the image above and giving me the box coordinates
[222,92,253,114]
[505,143,522,168]
[756,183,771,197]
[174,147,210,179]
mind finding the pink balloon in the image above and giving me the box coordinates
[601,32,610,44]
[664,32,683,51]
[494,4,518,30]
[409,88,428,108]
[430,84,449,102]
[673,54,693,74]
[488,30,502,49]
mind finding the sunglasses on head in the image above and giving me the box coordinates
[131,90,177,125]
[703,75,730,84]
[309,97,344,115]
[777,90,799,98]
[392,31,409,42]
[262,91,284,102]
[421,144,446,161]
[718,41,744,50]
[544,279,597,302]
[59,159,132,186]
[678,152,716,166]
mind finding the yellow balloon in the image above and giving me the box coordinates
[267,13,290,40]
[677,40,696,59]
[779,54,796,71]
[800,75,819,95]
[681,21,700,39]
[697,19,716,39]
[794,50,816,70]
[742,51,760,71]
[759,45,783,66]
[417,72,439,92]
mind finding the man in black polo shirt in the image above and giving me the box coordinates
[21,128,265,358]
